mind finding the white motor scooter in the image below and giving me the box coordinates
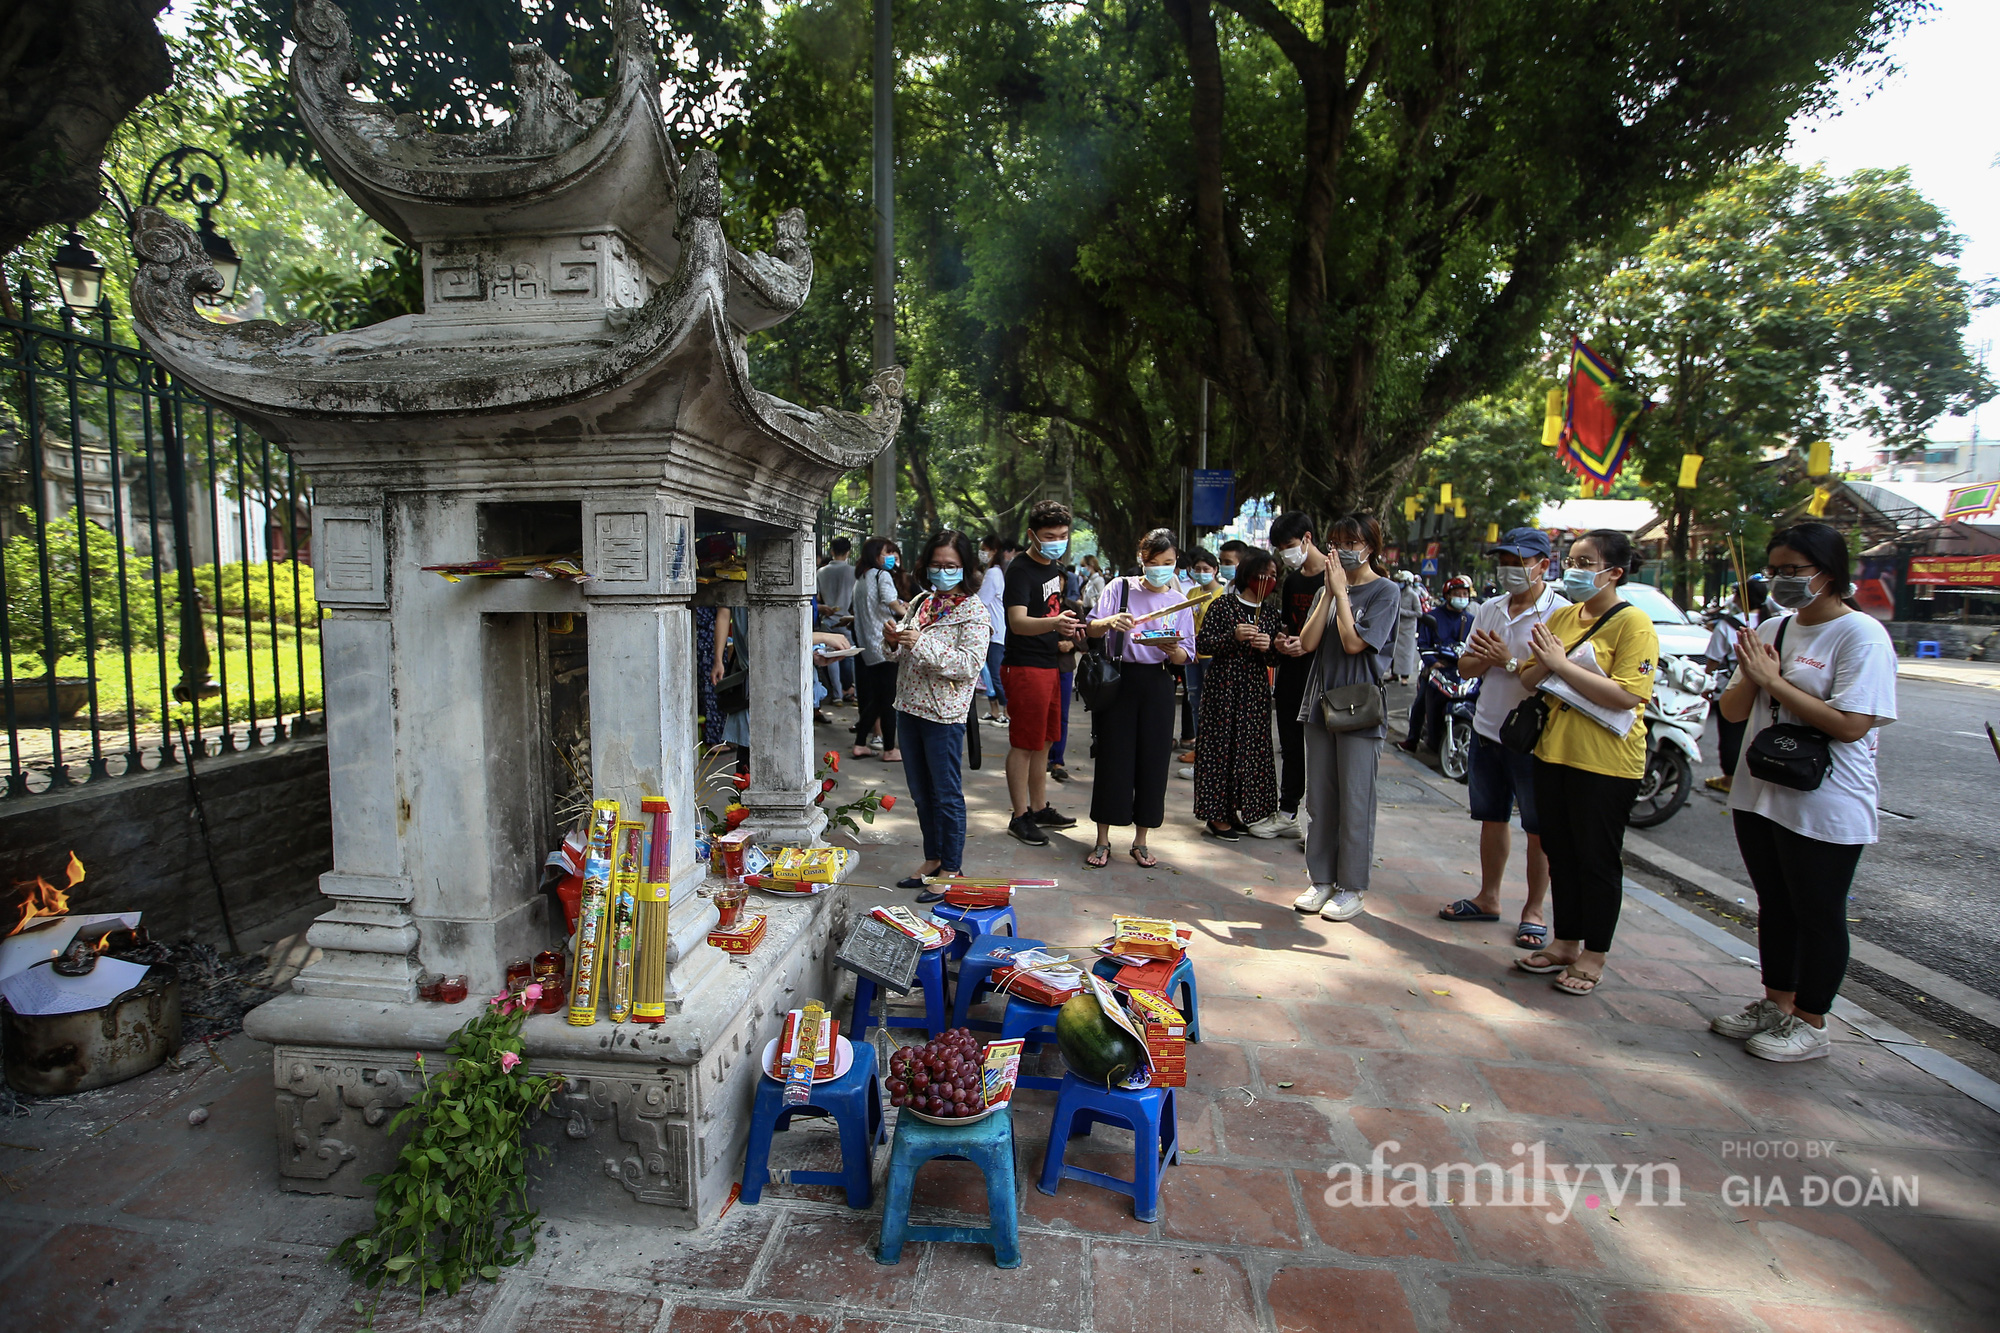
[1628,653,1712,828]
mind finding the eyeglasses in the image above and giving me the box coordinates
[1764,563,1819,579]
[1560,556,1607,571]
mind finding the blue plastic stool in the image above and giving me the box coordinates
[999,995,1066,1092]
[951,935,1048,1031]
[1036,1072,1179,1223]
[852,945,949,1041]
[1916,640,1942,659]
[929,901,1019,965]
[1091,953,1202,1042]
[877,1106,1020,1268]
[740,1039,886,1208]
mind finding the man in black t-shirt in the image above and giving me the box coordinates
[1000,499,1085,844]
[1267,511,1325,837]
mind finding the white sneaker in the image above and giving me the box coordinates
[1320,888,1366,922]
[1745,1013,1832,1063]
[1176,766,1194,780]
[1710,997,1787,1040]
[1242,814,1287,839]
[1293,883,1335,914]
[1273,811,1302,839]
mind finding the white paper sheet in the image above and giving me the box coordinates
[1536,641,1637,738]
[0,956,151,1015]
[0,912,142,982]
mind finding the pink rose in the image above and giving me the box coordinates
[499,1051,521,1073]
[523,982,543,1001]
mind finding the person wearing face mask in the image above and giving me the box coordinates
[1706,523,1897,1062]
[852,536,908,760]
[1438,528,1562,948]
[1512,529,1659,995]
[976,536,1012,726]
[1002,502,1086,844]
[1178,548,1223,754]
[1080,529,1196,868]
[1265,512,1326,839]
[1193,549,1285,839]
[1397,574,1476,755]
[883,530,995,888]
[1292,513,1403,921]
[1393,571,1425,682]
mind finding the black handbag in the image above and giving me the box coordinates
[1499,602,1629,756]
[1742,618,1832,791]
[1075,580,1129,712]
[1319,639,1387,735]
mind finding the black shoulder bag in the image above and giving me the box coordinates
[1498,602,1629,756]
[1742,618,1833,791]
[1075,579,1130,712]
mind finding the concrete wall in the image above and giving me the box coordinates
[1881,621,1997,660]
[0,737,332,948]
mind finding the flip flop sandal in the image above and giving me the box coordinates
[1128,847,1158,869]
[1553,968,1602,996]
[1084,844,1112,869]
[1438,899,1500,923]
[1514,952,1570,975]
[1514,922,1549,949]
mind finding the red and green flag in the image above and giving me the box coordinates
[1943,480,1999,523]
[1559,338,1643,492]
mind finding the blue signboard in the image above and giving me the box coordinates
[1191,469,1236,527]
[1420,557,1440,577]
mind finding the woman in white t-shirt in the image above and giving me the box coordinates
[1709,523,1898,1064]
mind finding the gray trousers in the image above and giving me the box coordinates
[1302,723,1381,892]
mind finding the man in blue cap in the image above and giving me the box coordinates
[1435,527,1563,949]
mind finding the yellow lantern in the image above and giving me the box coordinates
[1403,495,1419,521]
[1439,482,1454,506]
[1807,485,1832,517]
[1486,522,1500,544]
[1677,453,1703,489]
[1541,387,1564,447]
[1807,440,1832,476]
[1454,499,1467,519]
[1434,502,1447,515]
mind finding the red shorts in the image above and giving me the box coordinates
[1002,665,1062,751]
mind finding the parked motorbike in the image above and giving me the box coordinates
[1421,643,1482,784]
[1628,651,1712,828]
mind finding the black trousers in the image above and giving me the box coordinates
[1088,663,1176,829]
[1733,810,1865,1014]
[854,660,899,750]
[1533,759,1639,953]
[1274,661,1310,815]
[1717,714,1748,779]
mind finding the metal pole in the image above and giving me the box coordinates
[870,0,897,540]
[1198,379,1208,470]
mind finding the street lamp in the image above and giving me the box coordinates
[50,227,107,314]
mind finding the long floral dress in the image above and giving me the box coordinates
[1194,594,1283,825]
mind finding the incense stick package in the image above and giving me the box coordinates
[568,800,619,1025]
[633,797,672,1023]
[782,1000,825,1106]
[606,819,644,1023]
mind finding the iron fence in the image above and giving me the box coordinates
[1,294,320,798]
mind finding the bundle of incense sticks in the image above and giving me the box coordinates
[606,819,644,1023]
[568,800,620,1024]
[782,1000,826,1106]
[633,798,672,1023]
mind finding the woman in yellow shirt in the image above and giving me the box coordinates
[1513,529,1658,995]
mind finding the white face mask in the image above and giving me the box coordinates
[1447,596,1468,610]
[1494,565,1538,594]
[1279,545,1308,571]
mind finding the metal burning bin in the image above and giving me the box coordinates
[2,966,183,1096]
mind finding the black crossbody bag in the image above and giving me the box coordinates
[1075,580,1130,712]
[1499,602,1629,756]
[1742,617,1833,791]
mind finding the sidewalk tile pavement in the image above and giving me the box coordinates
[1,721,1995,1331]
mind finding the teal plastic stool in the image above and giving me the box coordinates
[877,1106,1020,1268]
[1091,953,1202,1042]
[1036,1072,1179,1222]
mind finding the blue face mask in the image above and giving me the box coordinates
[882,554,897,571]
[1193,571,1214,586]
[1218,565,1236,582]
[1039,539,1068,560]
[929,567,963,591]
[1143,565,1176,587]
[1560,567,1602,601]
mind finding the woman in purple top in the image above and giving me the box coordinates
[1080,528,1196,868]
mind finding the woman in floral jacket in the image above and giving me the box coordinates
[885,530,993,888]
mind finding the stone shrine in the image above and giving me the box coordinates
[129,0,902,1226]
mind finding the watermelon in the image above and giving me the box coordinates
[1056,993,1145,1086]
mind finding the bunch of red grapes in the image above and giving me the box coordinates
[885,1029,987,1119]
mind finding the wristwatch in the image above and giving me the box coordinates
[1504,656,1521,675]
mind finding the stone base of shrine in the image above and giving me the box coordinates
[241,885,851,1230]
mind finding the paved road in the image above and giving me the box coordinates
[1662,675,2000,1002]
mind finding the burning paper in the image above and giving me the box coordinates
[0,956,150,1016]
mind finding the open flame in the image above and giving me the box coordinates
[4,852,83,937]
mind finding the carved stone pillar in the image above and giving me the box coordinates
[581,495,719,1009]
[295,498,422,1002]
[739,527,824,846]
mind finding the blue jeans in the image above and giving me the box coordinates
[1049,669,1075,765]
[899,712,967,872]
[1467,731,1541,835]
[983,643,1007,704]
[1183,659,1204,741]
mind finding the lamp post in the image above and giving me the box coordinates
[45,143,241,718]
